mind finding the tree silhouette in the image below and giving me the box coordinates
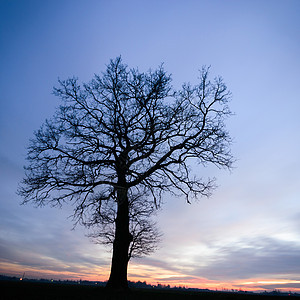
[19,57,233,290]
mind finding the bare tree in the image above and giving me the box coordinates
[19,57,233,290]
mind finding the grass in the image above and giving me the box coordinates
[1,280,298,300]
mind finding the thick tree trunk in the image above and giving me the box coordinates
[106,185,132,290]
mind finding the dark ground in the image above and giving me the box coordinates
[1,280,299,300]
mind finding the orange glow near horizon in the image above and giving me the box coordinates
[127,263,300,292]
[1,261,300,293]
[0,261,109,282]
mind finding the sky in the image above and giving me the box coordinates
[0,0,300,293]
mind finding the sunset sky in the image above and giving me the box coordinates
[1,0,300,293]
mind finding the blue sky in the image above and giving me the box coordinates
[0,0,300,292]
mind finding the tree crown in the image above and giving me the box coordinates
[19,56,233,232]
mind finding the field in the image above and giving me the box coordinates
[1,280,299,300]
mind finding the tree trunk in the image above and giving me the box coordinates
[106,185,132,290]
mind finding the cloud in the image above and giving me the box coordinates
[0,230,111,281]
[136,236,300,285]
[255,283,300,290]
[187,237,300,281]
[234,281,300,292]
[0,230,109,271]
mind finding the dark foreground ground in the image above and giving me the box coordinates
[1,280,299,300]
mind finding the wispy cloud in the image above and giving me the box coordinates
[130,237,300,290]
[192,237,300,280]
